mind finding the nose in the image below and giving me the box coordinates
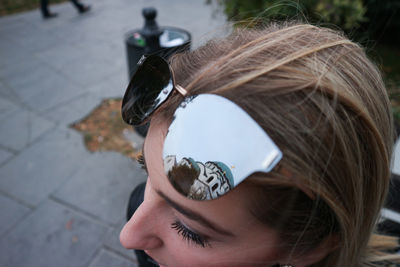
[120,193,163,250]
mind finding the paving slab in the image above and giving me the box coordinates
[0,80,23,104]
[0,7,39,22]
[0,127,90,206]
[0,0,228,266]
[87,71,128,100]
[49,12,121,45]
[2,61,57,99]
[35,41,118,70]
[34,42,86,70]
[0,199,109,267]
[103,221,137,262]
[41,92,103,126]
[0,55,51,88]
[0,14,26,31]
[88,248,137,267]
[71,39,126,70]
[0,97,19,122]
[0,35,35,70]
[0,148,15,166]
[27,81,86,113]
[0,20,66,54]
[0,193,31,238]
[0,107,55,151]
[53,152,147,226]
[1,0,400,266]
[61,54,123,88]
[4,65,86,112]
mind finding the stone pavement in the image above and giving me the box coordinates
[1,1,400,266]
[0,0,225,266]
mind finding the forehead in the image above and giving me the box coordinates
[144,118,263,227]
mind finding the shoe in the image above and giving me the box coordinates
[43,12,58,19]
[78,5,91,14]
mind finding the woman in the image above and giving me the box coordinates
[119,23,399,266]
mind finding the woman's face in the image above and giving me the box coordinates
[120,119,287,267]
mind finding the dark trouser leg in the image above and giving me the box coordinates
[69,0,85,11]
[40,0,50,16]
[126,182,159,267]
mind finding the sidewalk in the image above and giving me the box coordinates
[0,1,225,266]
[1,1,400,266]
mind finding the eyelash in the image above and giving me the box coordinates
[138,153,209,248]
[137,154,148,172]
[171,220,209,248]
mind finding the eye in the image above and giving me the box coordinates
[171,220,210,248]
[136,153,148,172]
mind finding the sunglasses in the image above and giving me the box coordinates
[163,94,282,201]
[122,55,187,126]
[121,55,282,201]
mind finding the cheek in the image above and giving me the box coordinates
[164,229,282,267]
[161,247,216,267]
[162,245,275,267]
[156,227,211,267]
[160,233,279,267]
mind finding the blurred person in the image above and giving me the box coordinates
[40,0,90,19]
[119,22,400,266]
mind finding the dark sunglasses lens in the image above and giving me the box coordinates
[122,56,171,125]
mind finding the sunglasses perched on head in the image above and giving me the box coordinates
[122,55,187,126]
[121,55,282,201]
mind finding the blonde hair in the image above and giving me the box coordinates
[155,23,396,266]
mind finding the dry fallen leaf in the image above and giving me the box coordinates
[70,98,141,160]
[65,219,73,230]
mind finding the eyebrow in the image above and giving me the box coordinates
[156,190,235,237]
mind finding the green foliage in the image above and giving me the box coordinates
[208,0,400,124]
[361,0,400,44]
[315,0,366,30]
[213,0,366,31]
[389,85,400,126]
